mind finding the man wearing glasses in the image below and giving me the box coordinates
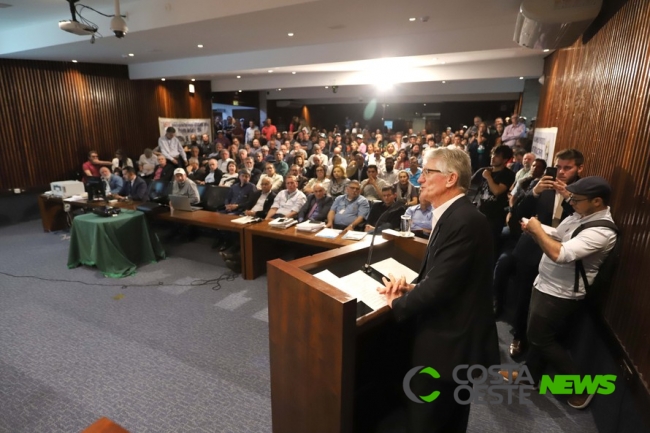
[511,176,617,410]
[378,148,499,433]
[506,149,584,358]
[326,180,370,233]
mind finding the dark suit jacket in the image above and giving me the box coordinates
[391,196,500,381]
[297,194,333,222]
[119,176,148,201]
[243,190,277,218]
[156,164,175,184]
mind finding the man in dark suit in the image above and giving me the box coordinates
[114,166,148,201]
[379,147,499,433]
[297,182,333,222]
[364,185,405,233]
[506,149,584,357]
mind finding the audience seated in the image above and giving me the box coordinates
[99,166,123,195]
[112,149,133,174]
[138,148,157,179]
[242,157,262,185]
[82,150,112,181]
[379,156,398,185]
[359,165,387,201]
[326,180,370,232]
[222,169,256,214]
[303,165,330,194]
[187,157,207,183]
[265,175,307,220]
[288,165,309,190]
[217,149,235,173]
[297,183,333,222]
[257,163,284,193]
[404,196,433,238]
[394,170,419,206]
[328,165,350,198]
[244,177,276,218]
[273,151,289,177]
[346,152,368,182]
[171,168,200,205]
[113,166,148,201]
[152,154,175,183]
[219,161,239,187]
[364,185,405,233]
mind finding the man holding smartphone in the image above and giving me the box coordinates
[506,149,584,357]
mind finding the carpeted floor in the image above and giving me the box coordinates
[0,220,598,433]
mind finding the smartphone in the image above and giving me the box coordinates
[544,167,557,180]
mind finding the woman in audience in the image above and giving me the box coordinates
[394,149,410,171]
[219,161,239,187]
[328,166,350,198]
[112,149,133,173]
[253,151,266,172]
[293,154,306,175]
[394,170,419,206]
[383,142,398,159]
[303,166,330,194]
[326,155,343,176]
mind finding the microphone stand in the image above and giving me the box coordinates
[363,201,401,274]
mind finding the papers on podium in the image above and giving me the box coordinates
[268,217,298,229]
[314,270,387,311]
[342,231,367,241]
[370,257,419,284]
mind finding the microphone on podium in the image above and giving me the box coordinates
[363,201,402,275]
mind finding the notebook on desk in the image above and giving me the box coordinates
[169,195,201,212]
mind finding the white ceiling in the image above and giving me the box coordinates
[0,0,548,104]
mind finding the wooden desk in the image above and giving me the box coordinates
[37,195,138,232]
[243,222,385,280]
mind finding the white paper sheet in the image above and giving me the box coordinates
[371,257,419,284]
[342,231,367,241]
[315,228,342,238]
[339,270,388,311]
[521,218,559,240]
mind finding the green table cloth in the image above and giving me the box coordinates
[67,210,165,278]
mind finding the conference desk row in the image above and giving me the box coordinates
[38,194,377,280]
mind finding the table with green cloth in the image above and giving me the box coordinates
[67,210,165,278]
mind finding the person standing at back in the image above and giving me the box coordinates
[158,127,187,168]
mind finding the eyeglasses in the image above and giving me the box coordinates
[421,168,445,177]
[568,194,589,204]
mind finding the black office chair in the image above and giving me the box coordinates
[203,186,229,211]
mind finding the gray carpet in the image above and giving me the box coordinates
[0,220,598,432]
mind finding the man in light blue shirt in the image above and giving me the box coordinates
[408,157,422,187]
[326,180,370,233]
[158,126,187,167]
[404,196,433,236]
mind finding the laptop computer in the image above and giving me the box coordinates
[169,195,202,212]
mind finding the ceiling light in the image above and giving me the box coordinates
[442,81,446,83]
[71,60,78,63]
[387,104,390,107]
[197,44,203,48]
[128,53,134,57]
[287,33,294,37]
[409,17,416,22]
[325,86,328,89]
[191,78,196,82]
[543,49,550,52]
[161,78,166,81]
[236,75,241,79]
[519,76,524,79]
[278,88,282,91]
[292,71,296,74]
[268,70,273,73]
[238,90,242,92]
[423,104,426,106]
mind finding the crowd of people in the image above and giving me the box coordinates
[81,112,618,425]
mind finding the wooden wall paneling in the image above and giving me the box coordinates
[0,59,212,191]
[536,0,650,389]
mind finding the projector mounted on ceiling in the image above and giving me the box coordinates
[59,0,97,36]
[58,0,128,42]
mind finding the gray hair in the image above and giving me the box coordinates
[422,147,471,192]
[188,157,199,165]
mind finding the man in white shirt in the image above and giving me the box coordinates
[217,149,235,173]
[245,120,259,145]
[265,175,307,220]
[378,156,398,185]
[138,148,158,178]
[513,176,617,410]
[257,163,284,193]
[158,127,187,167]
[306,143,328,168]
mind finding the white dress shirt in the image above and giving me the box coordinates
[271,190,307,216]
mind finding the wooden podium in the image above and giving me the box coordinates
[267,234,428,433]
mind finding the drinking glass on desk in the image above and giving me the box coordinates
[400,214,411,235]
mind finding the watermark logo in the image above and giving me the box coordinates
[403,364,616,405]
[403,366,441,403]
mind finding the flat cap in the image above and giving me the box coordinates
[566,176,611,201]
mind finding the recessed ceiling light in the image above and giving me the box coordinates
[128,53,134,57]
[268,70,273,73]
[191,78,196,81]
[292,71,296,74]
[287,33,294,37]
[236,75,241,79]
[409,17,416,22]
[325,86,328,89]
[423,104,426,106]
[161,78,166,81]
[71,60,78,63]
[543,49,550,52]
[519,76,524,79]
[197,44,203,48]
[387,104,390,107]
[238,90,242,92]
[278,88,282,91]
[442,81,446,83]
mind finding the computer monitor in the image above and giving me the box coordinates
[85,176,105,201]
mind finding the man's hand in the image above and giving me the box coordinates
[326,222,333,229]
[482,168,493,180]
[377,274,412,307]
[365,225,375,233]
[553,179,571,200]
[172,158,179,165]
[225,204,238,212]
[341,224,354,234]
[521,216,543,236]
[533,175,555,196]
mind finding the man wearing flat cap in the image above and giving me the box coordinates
[172,167,200,205]
[509,176,618,410]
